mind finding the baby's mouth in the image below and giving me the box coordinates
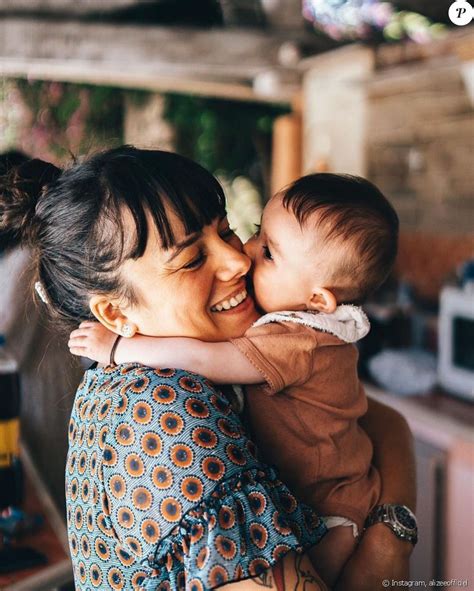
[210,289,247,312]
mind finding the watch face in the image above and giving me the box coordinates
[394,505,416,530]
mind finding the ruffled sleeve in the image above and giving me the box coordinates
[142,467,326,590]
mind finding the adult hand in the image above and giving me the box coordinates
[335,523,412,591]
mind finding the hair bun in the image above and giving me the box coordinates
[0,158,61,248]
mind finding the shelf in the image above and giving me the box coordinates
[0,445,72,591]
[365,383,474,449]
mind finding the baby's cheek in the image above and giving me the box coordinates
[252,270,274,311]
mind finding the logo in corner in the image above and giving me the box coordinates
[448,0,473,25]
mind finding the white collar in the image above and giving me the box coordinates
[252,305,370,344]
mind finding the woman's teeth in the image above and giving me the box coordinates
[211,290,247,312]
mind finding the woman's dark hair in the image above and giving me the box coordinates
[0,150,31,251]
[0,146,226,327]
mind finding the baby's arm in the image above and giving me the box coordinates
[68,321,263,385]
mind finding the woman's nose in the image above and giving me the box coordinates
[215,238,251,282]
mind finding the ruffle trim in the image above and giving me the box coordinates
[141,467,327,591]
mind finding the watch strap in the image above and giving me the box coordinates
[365,504,418,545]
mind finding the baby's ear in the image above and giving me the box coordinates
[307,288,337,314]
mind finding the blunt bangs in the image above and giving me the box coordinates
[95,147,226,260]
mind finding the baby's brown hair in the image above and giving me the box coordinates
[281,173,399,303]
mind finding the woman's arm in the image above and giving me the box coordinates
[336,397,416,591]
[224,552,328,591]
[68,321,263,384]
[361,397,416,510]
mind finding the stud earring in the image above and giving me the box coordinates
[121,323,134,338]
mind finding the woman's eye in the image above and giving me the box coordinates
[183,251,206,270]
[262,245,273,261]
[254,224,261,236]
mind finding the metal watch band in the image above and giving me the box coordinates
[365,504,418,545]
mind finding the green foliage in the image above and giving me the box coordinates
[163,94,289,189]
[85,86,124,145]
[15,79,124,159]
[14,79,288,193]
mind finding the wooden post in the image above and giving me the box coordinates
[271,112,302,196]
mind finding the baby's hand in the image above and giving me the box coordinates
[68,321,117,364]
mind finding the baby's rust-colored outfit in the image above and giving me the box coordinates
[231,307,381,534]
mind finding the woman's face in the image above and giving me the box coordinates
[118,213,259,341]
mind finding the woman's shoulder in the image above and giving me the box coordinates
[72,364,224,433]
[79,363,218,400]
[81,363,240,434]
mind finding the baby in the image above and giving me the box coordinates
[69,173,398,586]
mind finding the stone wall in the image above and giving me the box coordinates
[367,57,473,235]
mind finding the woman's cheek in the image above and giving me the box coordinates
[183,267,213,305]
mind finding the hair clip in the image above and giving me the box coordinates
[34,281,49,305]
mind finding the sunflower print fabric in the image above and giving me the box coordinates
[65,364,326,590]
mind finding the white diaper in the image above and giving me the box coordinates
[322,516,359,538]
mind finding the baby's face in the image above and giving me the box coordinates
[244,195,333,313]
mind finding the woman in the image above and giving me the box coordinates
[1,147,415,590]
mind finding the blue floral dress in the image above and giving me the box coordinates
[65,364,326,590]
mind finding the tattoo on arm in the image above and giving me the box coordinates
[253,570,274,587]
[293,554,320,591]
[253,560,285,590]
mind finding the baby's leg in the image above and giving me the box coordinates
[308,524,358,588]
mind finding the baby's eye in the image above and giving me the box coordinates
[262,245,273,261]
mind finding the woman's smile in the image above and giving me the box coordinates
[210,286,248,312]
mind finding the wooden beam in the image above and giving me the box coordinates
[0,0,138,13]
[0,17,316,103]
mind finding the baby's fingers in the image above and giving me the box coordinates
[79,320,99,329]
[70,328,90,340]
[68,333,85,344]
[69,345,88,357]
[68,330,96,345]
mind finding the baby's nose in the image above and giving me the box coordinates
[243,236,256,260]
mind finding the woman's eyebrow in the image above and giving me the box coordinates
[165,232,201,263]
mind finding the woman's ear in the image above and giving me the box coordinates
[307,287,337,314]
[89,295,137,337]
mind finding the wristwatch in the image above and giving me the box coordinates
[365,504,418,545]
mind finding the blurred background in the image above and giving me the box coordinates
[0,1,472,589]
